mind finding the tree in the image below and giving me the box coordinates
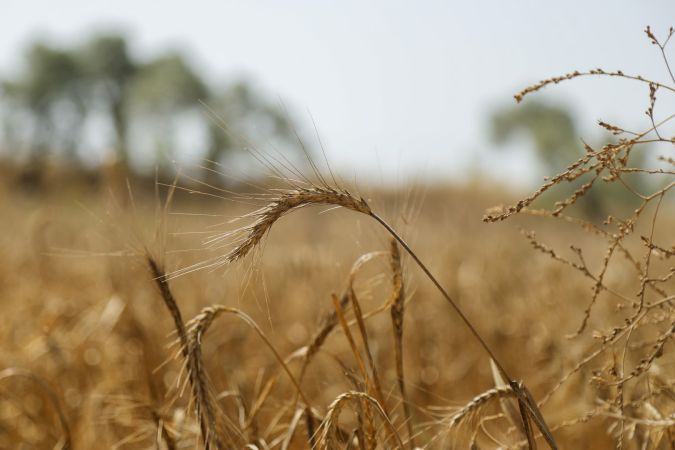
[2,43,86,163]
[0,33,304,180]
[77,35,137,165]
[203,82,296,178]
[489,100,644,217]
[491,100,580,174]
[126,53,208,167]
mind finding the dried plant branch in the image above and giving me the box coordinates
[485,25,675,447]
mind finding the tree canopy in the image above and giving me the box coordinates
[491,100,580,173]
[0,33,300,180]
[489,100,646,217]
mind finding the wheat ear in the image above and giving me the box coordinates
[448,385,516,427]
[186,304,312,408]
[225,184,558,449]
[319,391,404,450]
[388,239,416,449]
[147,257,225,450]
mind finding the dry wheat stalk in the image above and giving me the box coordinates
[448,385,516,428]
[348,286,389,419]
[331,293,378,449]
[388,238,416,449]
[212,181,557,449]
[490,358,526,441]
[151,410,177,450]
[183,303,329,447]
[296,251,387,386]
[148,257,226,450]
[183,305,232,448]
[318,391,404,450]
[297,290,350,383]
[226,186,372,263]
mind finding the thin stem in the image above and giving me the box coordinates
[369,212,513,383]
[370,212,558,449]
[659,45,675,85]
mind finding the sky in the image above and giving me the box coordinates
[2,0,674,186]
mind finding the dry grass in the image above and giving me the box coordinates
[1,178,670,449]
[0,25,673,449]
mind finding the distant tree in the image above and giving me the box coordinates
[77,35,137,164]
[491,101,580,174]
[203,82,296,177]
[129,53,208,114]
[126,52,208,167]
[489,100,644,217]
[0,33,304,181]
[1,43,86,162]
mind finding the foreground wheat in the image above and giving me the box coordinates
[204,182,557,449]
[483,25,675,448]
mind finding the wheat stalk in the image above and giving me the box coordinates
[226,186,372,263]
[448,385,516,427]
[217,183,557,449]
[388,238,416,449]
[147,257,226,450]
[318,391,404,450]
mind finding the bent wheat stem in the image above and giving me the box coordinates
[223,185,557,449]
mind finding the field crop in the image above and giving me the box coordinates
[0,26,673,450]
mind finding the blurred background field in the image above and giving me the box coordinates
[0,2,673,449]
[0,178,605,448]
[1,170,672,448]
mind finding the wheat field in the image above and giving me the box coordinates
[0,173,671,448]
[0,26,674,450]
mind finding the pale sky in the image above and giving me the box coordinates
[2,1,674,185]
